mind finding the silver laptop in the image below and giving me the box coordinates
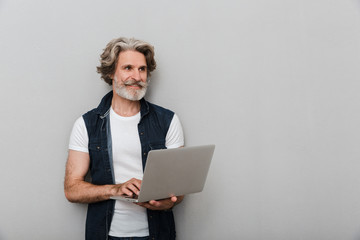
[110,144,215,203]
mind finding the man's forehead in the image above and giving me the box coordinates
[118,50,146,61]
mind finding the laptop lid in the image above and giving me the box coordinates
[111,144,215,202]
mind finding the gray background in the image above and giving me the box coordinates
[1,0,360,239]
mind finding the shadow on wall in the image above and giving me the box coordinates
[357,0,360,13]
[354,230,360,240]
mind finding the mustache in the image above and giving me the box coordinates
[123,79,148,88]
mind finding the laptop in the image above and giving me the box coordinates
[110,144,215,203]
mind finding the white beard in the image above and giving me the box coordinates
[114,77,148,101]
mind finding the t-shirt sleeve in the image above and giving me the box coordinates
[68,116,89,153]
[165,114,185,149]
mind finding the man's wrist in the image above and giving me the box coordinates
[107,184,119,198]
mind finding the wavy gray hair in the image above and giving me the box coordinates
[97,37,156,85]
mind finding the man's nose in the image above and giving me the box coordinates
[132,69,141,80]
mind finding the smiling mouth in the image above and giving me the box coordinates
[125,84,142,89]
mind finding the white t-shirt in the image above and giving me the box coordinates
[68,106,184,237]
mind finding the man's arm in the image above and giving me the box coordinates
[64,150,141,203]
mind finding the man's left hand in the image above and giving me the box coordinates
[136,195,184,211]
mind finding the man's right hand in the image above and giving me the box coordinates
[111,178,142,197]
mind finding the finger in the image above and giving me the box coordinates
[121,187,134,196]
[149,200,161,207]
[130,178,142,189]
[136,202,156,210]
[121,183,138,196]
[126,183,140,195]
[170,196,177,202]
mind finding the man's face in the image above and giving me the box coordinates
[112,50,148,101]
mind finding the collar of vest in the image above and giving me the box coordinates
[94,91,150,119]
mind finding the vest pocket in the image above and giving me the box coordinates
[88,140,107,152]
[88,141,107,165]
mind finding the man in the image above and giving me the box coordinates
[64,37,184,240]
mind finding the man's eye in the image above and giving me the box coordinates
[124,66,131,70]
[139,67,147,72]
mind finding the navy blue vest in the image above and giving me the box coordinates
[82,91,176,240]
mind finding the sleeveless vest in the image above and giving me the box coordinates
[82,91,176,240]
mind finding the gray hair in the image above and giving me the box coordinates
[97,37,156,85]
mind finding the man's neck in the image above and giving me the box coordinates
[111,92,141,117]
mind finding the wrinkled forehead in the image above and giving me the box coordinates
[117,50,147,66]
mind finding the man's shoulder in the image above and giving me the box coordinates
[82,91,113,119]
[81,107,99,119]
[142,100,176,132]
[145,100,174,116]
